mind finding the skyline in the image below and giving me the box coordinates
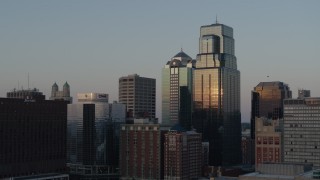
[1,0,320,122]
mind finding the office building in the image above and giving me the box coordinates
[251,81,291,140]
[7,88,45,101]
[162,50,195,129]
[119,120,162,179]
[255,117,282,165]
[50,82,73,103]
[119,74,156,119]
[192,21,241,165]
[164,130,202,179]
[0,98,68,178]
[67,93,126,177]
[283,94,320,167]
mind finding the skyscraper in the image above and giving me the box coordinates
[192,22,241,165]
[0,97,68,178]
[119,74,156,119]
[162,50,195,129]
[67,93,126,177]
[283,92,320,167]
[251,81,291,140]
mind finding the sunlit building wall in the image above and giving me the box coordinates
[192,22,241,165]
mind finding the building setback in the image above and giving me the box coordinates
[119,121,163,179]
[283,96,320,167]
[0,98,68,178]
[192,21,241,165]
[162,50,195,129]
[119,74,156,119]
[164,130,202,180]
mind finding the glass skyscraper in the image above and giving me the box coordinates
[162,50,194,129]
[251,81,292,140]
[192,22,241,165]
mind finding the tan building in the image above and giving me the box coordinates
[255,117,282,165]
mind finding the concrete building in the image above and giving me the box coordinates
[67,93,126,178]
[7,88,45,101]
[164,130,202,179]
[239,163,317,180]
[119,74,156,119]
[50,82,73,103]
[192,21,241,166]
[119,119,163,179]
[162,50,195,129]
[283,94,320,168]
[0,98,68,178]
[255,117,282,165]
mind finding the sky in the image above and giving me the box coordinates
[1,0,320,122]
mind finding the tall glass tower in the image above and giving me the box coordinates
[162,50,195,129]
[193,22,241,165]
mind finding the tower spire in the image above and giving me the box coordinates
[216,14,219,24]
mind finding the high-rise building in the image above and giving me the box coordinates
[50,82,73,103]
[0,98,68,178]
[119,120,163,179]
[163,130,202,179]
[67,93,126,177]
[192,21,241,165]
[162,50,195,129]
[283,93,320,167]
[255,117,282,165]
[119,74,156,119]
[7,88,45,101]
[251,81,291,140]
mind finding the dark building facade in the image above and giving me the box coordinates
[192,22,241,166]
[7,88,45,101]
[164,130,202,179]
[250,81,291,140]
[0,98,68,178]
[119,121,163,179]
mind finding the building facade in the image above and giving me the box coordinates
[283,96,320,167]
[0,98,68,178]
[255,117,282,165]
[251,81,291,140]
[192,22,241,165]
[7,88,45,101]
[50,82,73,103]
[163,130,202,180]
[67,93,126,176]
[119,74,156,119]
[162,50,195,129]
[119,121,162,180]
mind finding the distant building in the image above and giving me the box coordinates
[119,120,163,179]
[239,163,316,180]
[298,89,311,99]
[162,50,195,129]
[283,94,320,168]
[0,98,68,178]
[50,82,73,103]
[251,81,291,140]
[67,93,126,178]
[119,74,156,119]
[7,88,45,101]
[255,117,282,165]
[163,130,202,179]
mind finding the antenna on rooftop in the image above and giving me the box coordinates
[28,73,30,90]
[216,14,219,24]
